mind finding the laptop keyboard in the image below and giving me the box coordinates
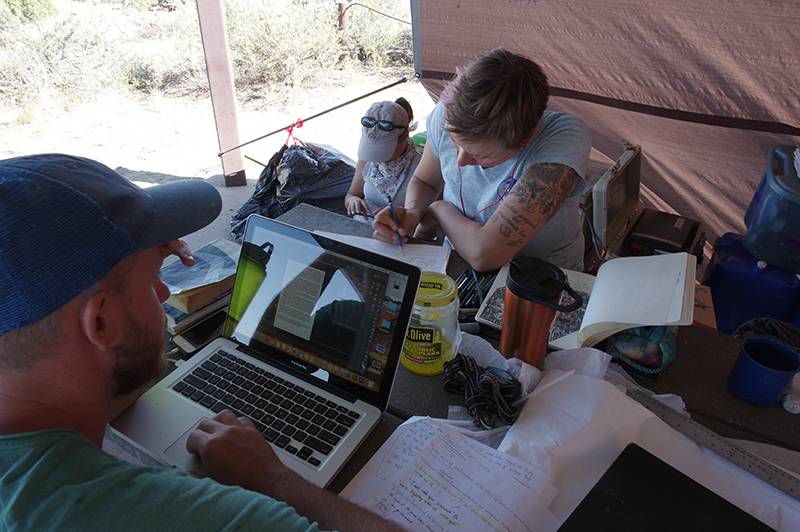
[172,349,361,468]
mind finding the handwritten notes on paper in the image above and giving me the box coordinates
[342,418,559,532]
[315,232,450,274]
[341,417,443,502]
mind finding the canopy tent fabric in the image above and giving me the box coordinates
[410,0,800,252]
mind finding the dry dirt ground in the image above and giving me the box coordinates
[0,64,436,250]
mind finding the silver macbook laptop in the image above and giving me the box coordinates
[111,215,421,487]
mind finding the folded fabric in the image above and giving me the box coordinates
[733,318,800,352]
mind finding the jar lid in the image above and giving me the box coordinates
[416,271,458,307]
[783,393,800,414]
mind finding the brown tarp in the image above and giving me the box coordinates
[411,0,800,255]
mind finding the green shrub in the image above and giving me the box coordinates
[0,9,127,106]
[0,0,412,108]
[3,0,57,22]
[225,0,345,99]
[16,107,35,123]
[340,0,412,65]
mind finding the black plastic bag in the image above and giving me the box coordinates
[230,142,355,242]
[275,142,354,213]
[229,144,287,241]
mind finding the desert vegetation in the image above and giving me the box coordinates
[0,0,413,119]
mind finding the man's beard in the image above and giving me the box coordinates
[110,311,168,397]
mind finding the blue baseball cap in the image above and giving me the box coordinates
[0,153,222,334]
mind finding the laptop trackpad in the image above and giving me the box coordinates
[164,418,207,476]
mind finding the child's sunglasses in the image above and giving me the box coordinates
[361,116,407,132]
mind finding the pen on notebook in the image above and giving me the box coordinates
[471,269,484,307]
[479,273,494,297]
[387,203,404,252]
[456,270,470,290]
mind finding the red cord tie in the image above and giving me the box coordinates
[284,119,304,145]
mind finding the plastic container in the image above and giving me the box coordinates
[703,233,799,335]
[412,132,428,150]
[401,272,460,375]
[743,145,800,274]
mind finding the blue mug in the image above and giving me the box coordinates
[728,336,800,407]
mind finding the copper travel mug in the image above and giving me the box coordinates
[499,256,583,367]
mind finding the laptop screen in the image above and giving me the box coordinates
[592,145,641,248]
[225,215,420,409]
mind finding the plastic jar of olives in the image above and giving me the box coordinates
[401,271,460,375]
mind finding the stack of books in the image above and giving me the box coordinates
[160,238,241,334]
[163,291,231,334]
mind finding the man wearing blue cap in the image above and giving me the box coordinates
[0,154,403,531]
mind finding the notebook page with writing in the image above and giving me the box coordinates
[364,427,558,532]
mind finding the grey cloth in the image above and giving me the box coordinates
[733,318,800,352]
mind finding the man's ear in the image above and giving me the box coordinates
[77,290,122,352]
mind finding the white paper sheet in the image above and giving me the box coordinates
[363,426,558,532]
[339,416,442,503]
[315,231,450,274]
[497,366,800,531]
[344,347,800,531]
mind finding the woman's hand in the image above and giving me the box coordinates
[413,207,446,244]
[372,205,417,246]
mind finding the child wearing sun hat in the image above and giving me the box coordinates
[344,97,421,220]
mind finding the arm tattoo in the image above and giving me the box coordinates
[508,163,580,230]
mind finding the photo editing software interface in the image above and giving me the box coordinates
[226,224,410,395]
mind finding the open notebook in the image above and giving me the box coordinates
[111,215,421,487]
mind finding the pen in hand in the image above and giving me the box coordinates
[387,203,404,253]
